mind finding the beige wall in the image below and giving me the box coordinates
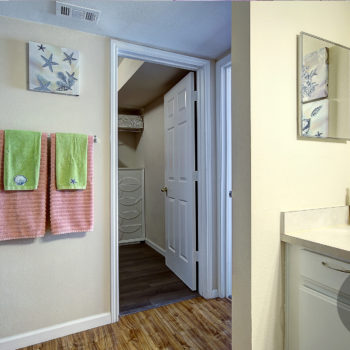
[250,2,350,349]
[118,131,144,168]
[0,16,110,338]
[231,2,252,350]
[138,98,165,249]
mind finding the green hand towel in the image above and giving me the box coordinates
[56,133,88,190]
[4,130,42,191]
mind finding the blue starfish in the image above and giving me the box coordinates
[66,71,78,81]
[41,54,59,72]
[33,75,51,92]
[315,131,323,137]
[63,52,77,65]
[70,179,77,185]
[37,44,46,52]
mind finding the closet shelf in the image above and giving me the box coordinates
[118,114,144,132]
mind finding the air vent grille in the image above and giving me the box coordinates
[85,12,97,22]
[56,1,100,24]
[60,5,70,16]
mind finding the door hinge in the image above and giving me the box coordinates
[194,250,199,262]
[192,91,198,102]
[193,171,198,181]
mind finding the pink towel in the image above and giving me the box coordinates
[0,131,48,241]
[50,134,94,235]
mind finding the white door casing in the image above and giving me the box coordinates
[164,72,197,290]
[216,54,232,298]
[110,39,214,323]
[225,65,232,298]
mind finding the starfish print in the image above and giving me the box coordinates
[63,52,77,65]
[33,75,51,92]
[37,44,46,52]
[315,131,323,137]
[70,179,77,185]
[66,71,78,81]
[41,54,59,72]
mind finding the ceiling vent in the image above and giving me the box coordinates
[56,1,100,24]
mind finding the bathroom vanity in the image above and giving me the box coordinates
[282,206,350,350]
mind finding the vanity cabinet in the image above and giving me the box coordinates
[286,245,350,350]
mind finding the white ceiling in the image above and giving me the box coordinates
[0,0,232,59]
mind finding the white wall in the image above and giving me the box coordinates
[118,98,165,249]
[137,98,166,249]
[250,2,350,349]
[0,16,110,338]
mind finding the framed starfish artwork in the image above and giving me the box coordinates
[28,41,79,96]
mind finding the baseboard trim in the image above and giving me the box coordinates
[0,312,111,350]
[145,239,165,256]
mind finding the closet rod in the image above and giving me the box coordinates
[47,134,100,144]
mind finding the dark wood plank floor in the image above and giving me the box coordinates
[20,297,232,350]
[119,242,198,315]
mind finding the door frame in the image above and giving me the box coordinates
[110,39,215,322]
[216,54,232,298]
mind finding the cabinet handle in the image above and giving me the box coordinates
[321,261,350,274]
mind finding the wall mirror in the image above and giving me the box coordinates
[298,32,350,140]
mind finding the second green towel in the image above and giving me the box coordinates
[56,133,88,190]
[4,130,42,191]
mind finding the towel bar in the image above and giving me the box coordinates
[47,133,100,143]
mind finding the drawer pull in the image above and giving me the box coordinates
[321,261,350,274]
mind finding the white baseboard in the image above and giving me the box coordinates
[145,239,165,256]
[0,312,111,350]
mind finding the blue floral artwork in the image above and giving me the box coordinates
[28,41,79,96]
[302,99,329,138]
[302,47,328,103]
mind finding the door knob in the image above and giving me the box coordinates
[161,186,168,193]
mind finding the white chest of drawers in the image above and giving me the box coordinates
[118,168,145,243]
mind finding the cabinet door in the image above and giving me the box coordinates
[298,286,350,350]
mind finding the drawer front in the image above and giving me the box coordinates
[299,286,350,350]
[300,249,350,297]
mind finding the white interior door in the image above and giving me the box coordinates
[163,72,197,290]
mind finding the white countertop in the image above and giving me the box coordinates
[281,226,350,261]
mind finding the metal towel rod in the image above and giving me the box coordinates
[47,133,100,144]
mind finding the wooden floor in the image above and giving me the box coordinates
[119,243,198,315]
[20,297,232,350]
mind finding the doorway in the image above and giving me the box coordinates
[117,59,198,314]
[110,40,215,322]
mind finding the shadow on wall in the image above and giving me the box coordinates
[118,131,137,149]
[0,231,86,246]
[118,130,144,168]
